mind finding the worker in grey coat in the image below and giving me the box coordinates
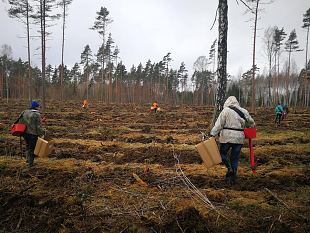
[210,96,255,184]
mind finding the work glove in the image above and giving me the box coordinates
[208,132,215,137]
[199,132,207,141]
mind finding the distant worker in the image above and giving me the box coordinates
[82,99,89,109]
[18,101,44,167]
[210,96,255,185]
[275,103,284,127]
[151,101,159,113]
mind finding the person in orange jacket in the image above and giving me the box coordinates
[82,99,89,109]
[151,101,159,113]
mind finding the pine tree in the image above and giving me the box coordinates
[80,45,93,100]
[113,46,120,102]
[285,29,302,104]
[104,33,114,102]
[273,27,286,102]
[32,0,61,112]
[7,0,34,103]
[302,8,310,107]
[45,64,53,83]
[178,62,188,104]
[90,7,112,102]
[58,0,73,101]
[70,63,80,95]
[162,52,172,103]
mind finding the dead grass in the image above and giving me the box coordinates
[0,101,309,233]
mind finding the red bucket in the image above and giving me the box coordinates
[244,128,256,139]
[11,124,27,136]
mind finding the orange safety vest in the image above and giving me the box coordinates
[82,99,89,108]
[152,103,158,109]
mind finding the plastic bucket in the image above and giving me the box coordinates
[11,124,27,136]
[244,128,256,139]
[195,137,222,168]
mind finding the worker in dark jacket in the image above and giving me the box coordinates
[275,103,284,127]
[18,101,44,166]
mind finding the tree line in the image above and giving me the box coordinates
[0,0,309,110]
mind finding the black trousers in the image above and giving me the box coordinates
[22,133,38,166]
[275,113,282,125]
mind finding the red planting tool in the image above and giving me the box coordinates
[244,128,257,173]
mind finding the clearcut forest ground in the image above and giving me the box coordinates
[0,100,309,233]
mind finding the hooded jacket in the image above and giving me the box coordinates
[19,109,44,136]
[210,96,255,144]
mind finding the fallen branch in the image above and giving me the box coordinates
[264,188,308,222]
[172,145,227,220]
[268,214,282,233]
[176,218,185,233]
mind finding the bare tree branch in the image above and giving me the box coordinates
[210,6,219,31]
[237,0,254,13]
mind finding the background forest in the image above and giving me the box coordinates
[0,0,309,109]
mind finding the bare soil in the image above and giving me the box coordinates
[0,101,309,233]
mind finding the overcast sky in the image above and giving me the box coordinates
[0,0,309,78]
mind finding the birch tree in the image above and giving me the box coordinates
[212,0,228,125]
[263,26,276,106]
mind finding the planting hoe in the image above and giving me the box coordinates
[249,138,256,173]
[244,128,257,174]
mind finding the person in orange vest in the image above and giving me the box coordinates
[151,101,159,113]
[82,99,89,109]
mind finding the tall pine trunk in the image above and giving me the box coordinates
[40,0,46,112]
[305,26,309,108]
[26,0,32,104]
[287,46,292,105]
[60,0,66,101]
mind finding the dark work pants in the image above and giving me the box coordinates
[275,113,282,126]
[219,143,243,172]
[23,133,38,166]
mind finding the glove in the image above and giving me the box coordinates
[199,132,207,141]
[208,132,215,137]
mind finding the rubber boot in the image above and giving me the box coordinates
[229,170,237,185]
[221,158,233,184]
[225,168,233,178]
[26,150,34,167]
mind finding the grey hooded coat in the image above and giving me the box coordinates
[210,96,255,144]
